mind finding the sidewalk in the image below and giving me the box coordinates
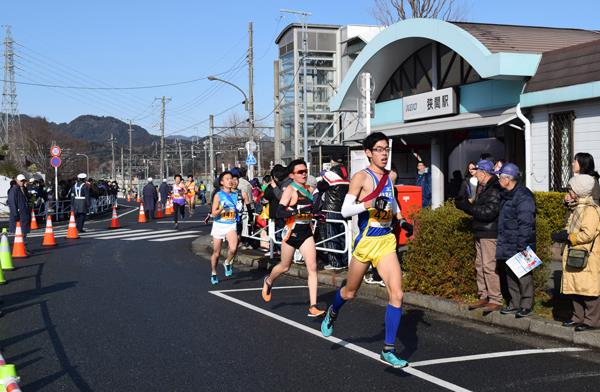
[192,237,600,349]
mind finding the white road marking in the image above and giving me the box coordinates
[150,234,200,242]
[78,228,131,236]
[90,230,159,239]
[122,230,199,241]
[209,288,471,392]
[156,220,208,223]
[210,286,589,392]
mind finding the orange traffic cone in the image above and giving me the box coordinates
[30,209,39,230]
[12,222,27,258]
[166,198,173,216]
[42,215,57,246]
[66,211,79,239]
[155,201,164,219]
[138,203,147,223]
[109,205,120,229]
[127,194,131,202]
[136,195,141,203]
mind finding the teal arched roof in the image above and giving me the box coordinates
[331,18,541,111]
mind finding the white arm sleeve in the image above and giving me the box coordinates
[392,196,400,215]
[341,194,367,218]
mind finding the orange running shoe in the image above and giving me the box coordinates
[307,304,326,318]
[261,276,272,302]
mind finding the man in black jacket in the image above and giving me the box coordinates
[316,163,350,270]
[456,160,503,313]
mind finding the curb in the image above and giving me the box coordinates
[192,238,600,349]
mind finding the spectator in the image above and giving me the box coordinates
[456,161,478,204]
[456,160,503,313]
[570,152,600,205]
[496,163,536,318]
[316,163,350,270]
[494,159,505,174]
[7,174,31,236]
[261,175,271,192]
[199,181,207,205]
[448,170,463,199]
[416,161,432,207]
[159,179,170,206]
[552,174,600,331]
[263,165,288,256]
[142,177,158,220]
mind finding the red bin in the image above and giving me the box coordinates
[394,185,422,246]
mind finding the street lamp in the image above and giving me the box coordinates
[207,75,256,179]
[76,153,89,176]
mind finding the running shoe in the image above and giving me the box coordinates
[380,350,409,368]
[224,263,233,277]
[321,305,336,337]
[261,276,272,302]
[210,274,219,285]
[307,304,326,318]
[324,263,345,271]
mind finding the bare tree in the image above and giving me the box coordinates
[371,0,468,25]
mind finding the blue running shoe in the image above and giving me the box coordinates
[321,305,336,337]
[210,274,219,285]
[224,264,233,277]
[380,350,409,368]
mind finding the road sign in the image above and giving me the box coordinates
[50,145,61,157]
[246,153,257,165]
[50,156,62,168]
[245,141,257,152]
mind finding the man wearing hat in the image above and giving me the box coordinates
[71,173,91,232]
[456,160,503,313]
[7,174,31,236]
[496,163,537,318]
[159,179,170,206]
[143,177,158,220]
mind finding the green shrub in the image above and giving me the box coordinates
[403,200,552,300]
[534,192,567,233]
[403,201,476,299]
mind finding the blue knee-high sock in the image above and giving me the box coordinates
[384,304,402,347]
[331,289,346,314]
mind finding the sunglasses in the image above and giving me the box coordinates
[294,169,308,175]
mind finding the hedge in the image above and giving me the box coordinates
[403,194,558,300]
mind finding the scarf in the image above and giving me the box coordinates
[567,196,600,233]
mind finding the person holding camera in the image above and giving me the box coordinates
[552,174,600,331]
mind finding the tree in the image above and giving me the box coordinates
[371,0,467,25]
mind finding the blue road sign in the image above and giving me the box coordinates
[246,153,257,165]
[50,156,62,168]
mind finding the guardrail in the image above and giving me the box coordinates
[42,195,116,221]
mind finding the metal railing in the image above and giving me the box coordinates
[43,195,116,221]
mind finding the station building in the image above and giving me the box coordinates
[329,18,600,207]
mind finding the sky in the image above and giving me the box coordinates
[2,0,599,139]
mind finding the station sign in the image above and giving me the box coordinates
[403,87,457,121]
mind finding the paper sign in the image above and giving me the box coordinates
[505,246,542,278]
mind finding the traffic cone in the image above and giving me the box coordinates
[42,215,57,246]
[166,198,173,215]
[0,364,23,392]
[0,229,14,271]
[30,209,39,230]
[109,205,120,229]
[11,222,27,259]
[138,203,147,223]
[127,194,131,202]
[136,195,141,203]
[66,211,79,239]
[155,201,164,219]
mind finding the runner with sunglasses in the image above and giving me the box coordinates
[320,132,413,368]
[209,171,239,284]
[261,159,326,317]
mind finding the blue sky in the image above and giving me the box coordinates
[3,0,599,138]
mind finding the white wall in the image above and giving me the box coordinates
[529,99,600,191]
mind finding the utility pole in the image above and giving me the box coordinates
[191,142,195,179]
[209,114,214,179]
[120,146,124,193]
[274,60,282,164]
[1,25,22,160]
[158,96,171,180]
[248,21,256,179]
[128,120,133,191]
[109,133,116,180]
[178,139,183,175]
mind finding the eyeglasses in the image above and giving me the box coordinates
[294,169,308,175]
[371,147,391,153]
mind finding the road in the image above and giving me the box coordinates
[1,200,600,391]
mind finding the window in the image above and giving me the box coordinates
[549,111,575,191]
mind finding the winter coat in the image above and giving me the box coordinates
[7,184,31,234]
[70,181,90,214]
[159,183,169,202]
[416,170,432,207]
[496,183,537,260]
[143,183,158,211]
[561,196,600,296]
[319,168,349,212]
[456,175,502,239]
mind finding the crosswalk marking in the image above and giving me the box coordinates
[150,234,200,242]
[79,228,132,237]
[92,230,173,240]
[77,229,152,239]
[122,230,199,241]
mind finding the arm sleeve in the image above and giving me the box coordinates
[392,196,399,215]
[275,203,295,219]
[341,194,366,218]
